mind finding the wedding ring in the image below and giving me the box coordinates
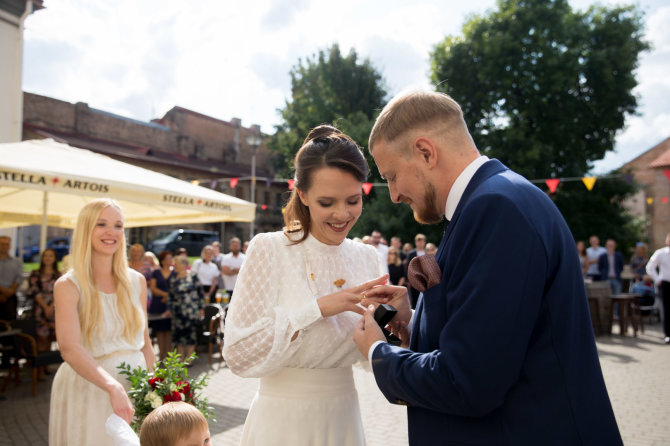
[361,293,367,300]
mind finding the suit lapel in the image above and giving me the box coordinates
[409,159,508,351]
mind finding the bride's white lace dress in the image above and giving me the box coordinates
[224,231,384,446]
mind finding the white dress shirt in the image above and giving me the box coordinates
[646,246,670,285]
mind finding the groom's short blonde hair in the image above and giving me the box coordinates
[369,89,467,154]
[139,402,208,446]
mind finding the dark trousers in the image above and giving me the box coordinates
[0,294,17,321]
[661,281,670,337]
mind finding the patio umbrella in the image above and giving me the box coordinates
[0,139,256,249]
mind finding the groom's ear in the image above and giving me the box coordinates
[413,137,438,169]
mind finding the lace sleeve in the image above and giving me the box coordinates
[223,233,322,377]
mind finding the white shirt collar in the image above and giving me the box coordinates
[444,155,489,221]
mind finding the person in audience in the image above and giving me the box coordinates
[646,233,670,344]
[387,247,406,287]
[586,235,607,281]
[167,256,204,361]
[598,239,624,294]
[629,242,648,283]
[26,248,61,378]
[148,250,174,361]
[191,245,219,303]
[220,237,245,298]
[0,235,23,321]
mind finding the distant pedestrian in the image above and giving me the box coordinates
[0,235,22,321]
[646,233,670,344]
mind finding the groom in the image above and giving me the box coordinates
[353,90,622,445]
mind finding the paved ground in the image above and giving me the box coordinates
[1,320,668,445]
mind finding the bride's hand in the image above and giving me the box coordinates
[317,275,388,318]
[108,382,134,424]
[361,284,411,326]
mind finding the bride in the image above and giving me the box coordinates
[224,125,388,445]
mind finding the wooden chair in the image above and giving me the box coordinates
[2,319,63,396]
[197,304,224,365]
[585,281,613,336]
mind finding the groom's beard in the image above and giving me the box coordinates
[413,180,442,225]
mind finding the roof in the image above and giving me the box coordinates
[649,145,670,169]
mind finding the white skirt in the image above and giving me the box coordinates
[240,366,365,446]
[49,349,146,446]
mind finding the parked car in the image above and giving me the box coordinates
[21,236,71,263]
[146,229,219,257]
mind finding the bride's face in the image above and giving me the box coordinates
[298,167,363,246]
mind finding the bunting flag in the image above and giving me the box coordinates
[288,179,295,190]
[230,177,238,188]
[362,183,373,195]
[622,174,634,185]
[647,197,654,204]
[261,204,268,210]
[663,197,668,204]
[545,178,560,193]
[582,177,596,191]
[191,180,200,186]
[664,170,670,183]
[210,180,217,189]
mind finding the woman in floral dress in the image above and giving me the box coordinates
[26,248,61,378]
[167,256,204,361]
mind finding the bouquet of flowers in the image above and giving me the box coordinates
[118,352,214,432]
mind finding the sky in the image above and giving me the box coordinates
[21,0,670,175]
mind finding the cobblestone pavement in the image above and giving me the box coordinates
[0,322,668,445]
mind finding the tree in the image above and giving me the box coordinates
[430,0,648,251]
[268,44,387,180]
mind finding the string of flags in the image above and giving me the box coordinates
[200,169,670,209]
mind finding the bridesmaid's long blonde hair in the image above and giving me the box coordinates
[70,198,143,347]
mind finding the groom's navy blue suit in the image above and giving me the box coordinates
[371,160,621,445]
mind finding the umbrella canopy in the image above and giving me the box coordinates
[0,139,256,231]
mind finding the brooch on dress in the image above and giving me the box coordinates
[333,278,346,288]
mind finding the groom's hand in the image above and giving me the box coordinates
[353,304,386,357]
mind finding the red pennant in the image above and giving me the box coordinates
[362,183,373,195]
[261,204,268,210]
[230,177,238,188]
[545,178,560,193]
[288,179,295,190]
[663,197,668,204]
[664,170,670,183]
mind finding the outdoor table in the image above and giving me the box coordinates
[610,293,642,337]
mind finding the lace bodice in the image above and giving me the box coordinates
[224,231,385,377]
[64,269,145,357]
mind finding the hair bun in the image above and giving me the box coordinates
[303,124,341,146]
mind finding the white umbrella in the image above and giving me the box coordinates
[0,139,256,249]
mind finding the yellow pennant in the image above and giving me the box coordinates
[647,197,653,204]
[582,177,596,191]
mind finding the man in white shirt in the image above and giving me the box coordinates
[370,230,389,275]
[191,245,220,301]
[646,233,670,344]
[586,235,607,281]
[221,237,245,298]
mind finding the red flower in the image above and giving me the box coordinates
[163,391,182,403]
[148,377,163,389]
[176,380,190,395]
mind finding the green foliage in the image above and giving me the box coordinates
[118,351,213,432]
[430,0,649,246]
[267,44,387,180]
[430,0,648,179]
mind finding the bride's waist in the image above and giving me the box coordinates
[259,366,355,398]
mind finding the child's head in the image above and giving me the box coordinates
[139,402,211,446]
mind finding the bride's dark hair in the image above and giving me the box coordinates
[283,124,369,243]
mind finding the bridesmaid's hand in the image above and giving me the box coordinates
[317,275,388,318]
[108,382,134,424]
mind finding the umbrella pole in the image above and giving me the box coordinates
[40,191,47,254]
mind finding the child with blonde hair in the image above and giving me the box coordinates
[105,401,211,446]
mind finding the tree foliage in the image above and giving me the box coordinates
[267,44,447,244]
[268,44,387,180]
[430,0,649,251]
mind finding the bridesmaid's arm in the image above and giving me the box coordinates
[138,275,155,372]
[53,278,135,424]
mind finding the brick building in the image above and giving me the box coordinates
[21,92,287,247]
[622,136,670,250]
